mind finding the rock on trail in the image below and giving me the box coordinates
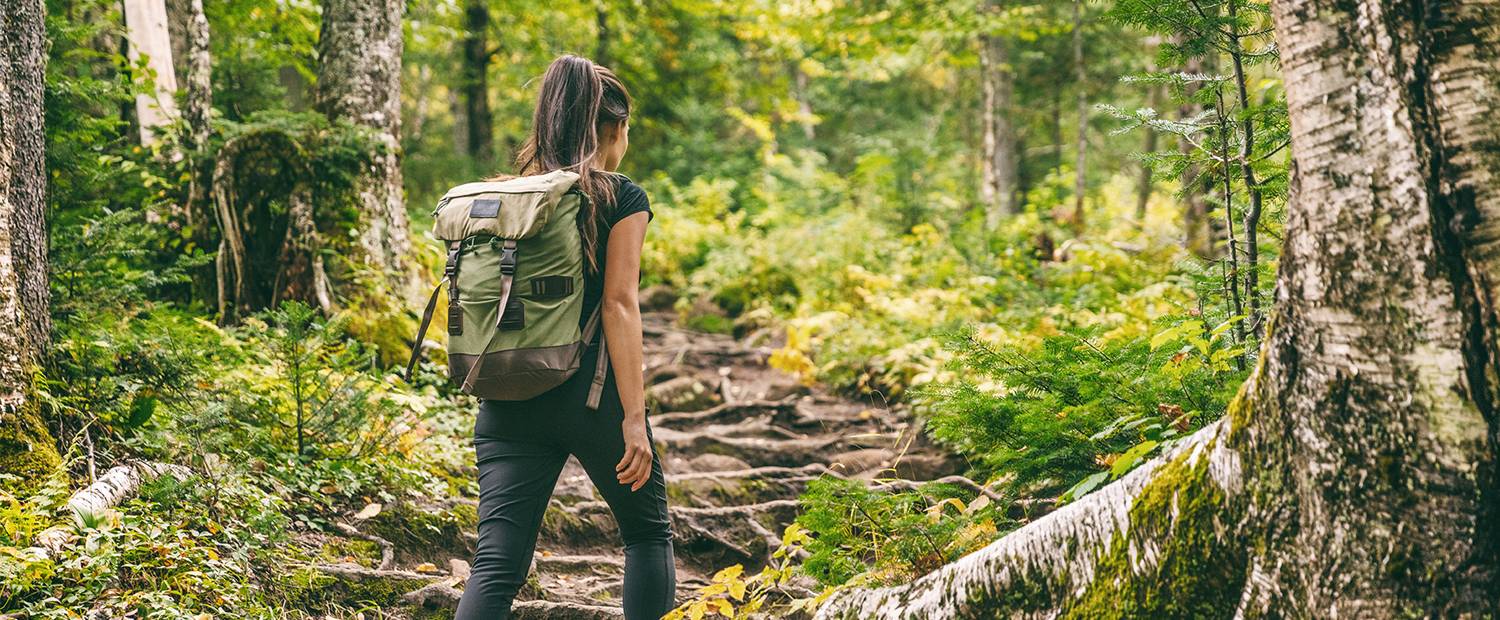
[314,311,967,618]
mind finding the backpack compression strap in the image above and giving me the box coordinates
[460,239,518,393]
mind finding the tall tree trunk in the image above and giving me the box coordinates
[791,62,816,141]
[0,0,62,496]
[594,1,610,68]
[1135,39,1162,226]
[461,0,493,164]
[181,0,210,225]
[1069,0,1087,232]
[815,0,1500,616]
[122,0,179,145]
[315,0,416,302]
[1179,49,1217,258]
[1227,0,1265,344]
[979,0,1018,230]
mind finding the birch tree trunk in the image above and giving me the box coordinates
[0,0,61,495]
[122,0,179,145]
[1068,0,1087,232]
[816,0,1500,616]
[315,0,417,301]
[979,0,1018,230]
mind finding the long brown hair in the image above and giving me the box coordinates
[508,54,632,273]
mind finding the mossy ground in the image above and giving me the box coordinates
[365,501,479,564]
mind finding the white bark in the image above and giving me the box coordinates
[816,424,1234,618]
[817,0,1500,616]
[122,0,180,145]
[66,461,193,520]
[979,0,1018,229]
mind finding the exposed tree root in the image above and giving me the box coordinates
[651,399,797,429]
[333,521,395,571]
[652,424,847,467]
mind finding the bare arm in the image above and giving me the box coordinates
[602,211,651,490]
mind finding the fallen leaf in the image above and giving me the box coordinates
[353,502,382,520]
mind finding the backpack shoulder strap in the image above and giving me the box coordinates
[403,276,446,383]
[404,240,463,382]
[583,304,609,410]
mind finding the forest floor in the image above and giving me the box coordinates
[305,310,968,619]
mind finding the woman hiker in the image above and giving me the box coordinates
[454,54,676,620]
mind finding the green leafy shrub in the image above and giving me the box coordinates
[920,311,1246,500]
[795,477,1015,588]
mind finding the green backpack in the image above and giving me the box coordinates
[405,170,610,409]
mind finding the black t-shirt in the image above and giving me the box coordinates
[579,173,653,336]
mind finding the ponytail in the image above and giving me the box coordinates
[509,54,633,273]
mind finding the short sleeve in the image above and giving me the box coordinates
[608,177,653,227]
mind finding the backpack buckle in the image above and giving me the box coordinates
[499,243,517,276]
[444,246,461,278]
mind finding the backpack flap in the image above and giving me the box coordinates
[432,169,580,242]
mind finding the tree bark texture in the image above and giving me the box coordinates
[122,0,179,145]
[0,0,61,494]
[180,0,212,260]
[461,0,494,164]
[315,0,416,300]
[816,1,1500,616]
[979,0,1018,230]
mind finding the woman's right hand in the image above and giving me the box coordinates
[616,413,653,492]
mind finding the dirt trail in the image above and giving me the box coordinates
[322,312,967,618]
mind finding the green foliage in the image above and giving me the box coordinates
[41,307,218,434]
[664,524,833,619]
[217,302,414,463]
[920,310,1244,499]
[1,470,290,617]
[25,0,1300,613]
[795,477,1015,588]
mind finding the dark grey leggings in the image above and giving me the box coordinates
[455,345,676,620]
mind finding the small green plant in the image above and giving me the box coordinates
[664,523,831,619]
[224,301,412,463]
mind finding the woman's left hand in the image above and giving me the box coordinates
[616,413,653,491]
